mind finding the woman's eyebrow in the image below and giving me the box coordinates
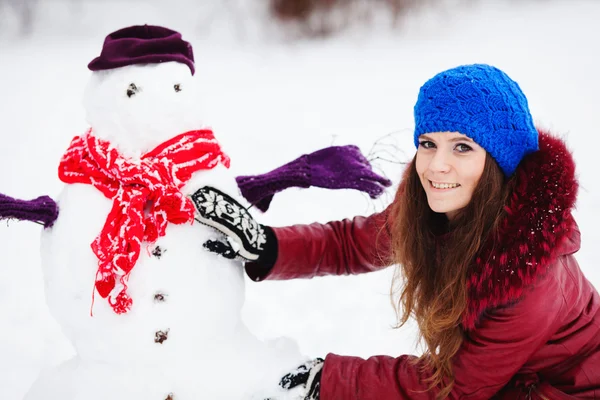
[419,135,474,142]
[448,136,474,142]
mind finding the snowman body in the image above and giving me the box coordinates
[26,62,303,400]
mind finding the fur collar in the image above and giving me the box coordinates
[463,130,579,330]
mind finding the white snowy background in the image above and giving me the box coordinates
[1,0,599,398]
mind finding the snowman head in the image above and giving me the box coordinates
[83,25,202,157]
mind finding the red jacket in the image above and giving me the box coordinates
[246,132,600,399]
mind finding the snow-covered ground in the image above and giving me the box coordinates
[1,1,599,398]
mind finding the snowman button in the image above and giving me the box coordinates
[152,246,165,259]
[154,329,169,344]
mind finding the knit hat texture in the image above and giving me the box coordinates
[414,64,539,175]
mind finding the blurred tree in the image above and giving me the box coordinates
[267,0,450,38]
[268,0,362,38]
[0,0,38,35]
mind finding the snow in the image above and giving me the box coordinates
[1,0,599,399]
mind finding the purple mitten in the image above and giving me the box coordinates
[235,156,311,212]
[0,193,59,228]
[306,145,392,195]
[235,145,392,212]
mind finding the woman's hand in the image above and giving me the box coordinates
[190,185,268,261]
[265,358,324,400]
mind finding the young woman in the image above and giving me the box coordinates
[191,64,600,399]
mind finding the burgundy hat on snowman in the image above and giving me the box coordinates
[88,24,195,75]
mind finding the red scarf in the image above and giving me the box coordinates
[59,129,230,314]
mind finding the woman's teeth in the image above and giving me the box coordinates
[431,181,459,189]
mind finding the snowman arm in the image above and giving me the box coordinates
[0,192,59,228]
[234,153,311,213]
[235,145,392,212]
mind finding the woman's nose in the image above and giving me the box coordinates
[428,150,451,173]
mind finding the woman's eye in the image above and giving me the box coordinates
[419,141,435,149]
[174,84,182,92]
[455,143,473,153]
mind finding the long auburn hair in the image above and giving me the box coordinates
[387,153,511,398]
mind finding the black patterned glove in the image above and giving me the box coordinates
[190,186,272,262]
[273,358,324,400]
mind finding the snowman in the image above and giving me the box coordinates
[0,24,391,400]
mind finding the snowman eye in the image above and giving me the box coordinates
[126,83,138,98]
[174,84,182,93]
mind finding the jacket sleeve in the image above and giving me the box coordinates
[244,205,394,281]
[319,268,566,399]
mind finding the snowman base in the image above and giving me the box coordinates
[25,339,306,400]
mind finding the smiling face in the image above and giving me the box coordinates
[415,131,487,220]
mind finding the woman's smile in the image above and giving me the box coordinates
[429,181,461,190]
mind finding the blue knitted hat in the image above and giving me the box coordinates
[413,64,539,176]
